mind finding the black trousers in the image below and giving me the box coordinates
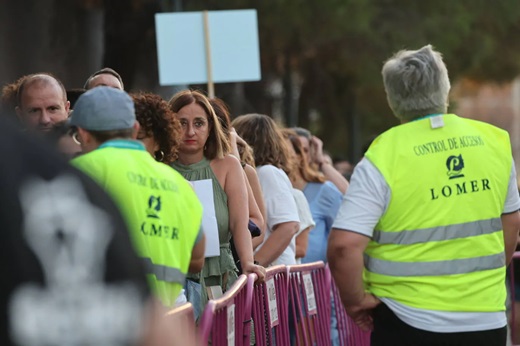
[371,303,507,346]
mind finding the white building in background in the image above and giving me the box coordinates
[451,78,520,186]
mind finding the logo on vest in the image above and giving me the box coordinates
[146,195,161,219]
[430,154,491,200]
[446,155,464,179]
[142,195,179,239]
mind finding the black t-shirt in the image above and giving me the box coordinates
[0,118,150,345]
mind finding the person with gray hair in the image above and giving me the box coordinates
[328,45,520,345]
[382,44,451,122]
[84,67,124,90]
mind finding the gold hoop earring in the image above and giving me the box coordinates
[154,150,165,162]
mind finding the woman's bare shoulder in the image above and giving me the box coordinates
[212,154,241,170]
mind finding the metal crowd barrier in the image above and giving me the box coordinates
[330,272,371,346]
[179,253,520,346]
[196,261,373,345]
[287,261,331,345]
[166,303,201,345]
[198,274,255,345]
[509,251,520,346]
[251,265,290,345]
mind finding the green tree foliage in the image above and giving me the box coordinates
[184,0,520,160]
[3,0,520,161]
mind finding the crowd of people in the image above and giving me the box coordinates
[1,44,519,346]
[0,67,351,345]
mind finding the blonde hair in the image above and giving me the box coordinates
[282,128,325,183]
[168,89,230,160]
[240,143,256,167]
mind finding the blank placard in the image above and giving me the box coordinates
[155,9,261,85]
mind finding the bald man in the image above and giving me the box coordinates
[15,74,70,132]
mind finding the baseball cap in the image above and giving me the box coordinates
[69,86,135,131]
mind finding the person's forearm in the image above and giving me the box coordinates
[188,257,205,273]
[254,223,297,266]
[295,229,311,258]
[252,233,264,250]
[232,226,255,266]
[502,211,520,265]
[295,244,307,258]
[328,240,366,307]
[188,235,206,273]
[245,166,266,225]
[321,162,349,194]
[245,173,265,234]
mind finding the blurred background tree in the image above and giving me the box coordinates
[2,0,520,161]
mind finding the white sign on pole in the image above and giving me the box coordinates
[191,179,220,258]
[155,9,261,86]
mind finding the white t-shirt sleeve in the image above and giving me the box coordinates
[332,158,390,237]
[332,157,520,237]
[292,188,315,236]
[257,165,300,230]
[504,160,520,213]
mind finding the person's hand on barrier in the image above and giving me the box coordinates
[346,292,381,331]
[242,261,266,283]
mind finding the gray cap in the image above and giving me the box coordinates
[69,86,135,131]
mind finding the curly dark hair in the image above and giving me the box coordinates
[1,75,27,125]
[131,92,181,164]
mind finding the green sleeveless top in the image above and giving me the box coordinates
[171,158,237,295]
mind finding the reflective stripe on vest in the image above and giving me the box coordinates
[372,218,502,245]
[362,115,511,311]
[365,252,505,277]
[142,258,186,284]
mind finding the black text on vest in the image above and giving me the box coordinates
[430,179,491,200]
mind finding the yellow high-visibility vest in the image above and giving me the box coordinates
[73,139,202,307]
[364,114,511,312]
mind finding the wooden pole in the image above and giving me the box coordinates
[203,10,215,98]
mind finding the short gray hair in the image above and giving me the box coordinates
[84,67,124,90]
[382,45,450,122]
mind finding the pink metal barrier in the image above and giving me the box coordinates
[165,302,200,345]
[166,301,196,327]
[166,301,195,318]
[509,251,520,345]
[198,274,255,346]
[287,261,331,345]
[251,265,290,345]
[330,269,371,346]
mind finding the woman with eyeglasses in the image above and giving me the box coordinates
[168,90,265,313]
